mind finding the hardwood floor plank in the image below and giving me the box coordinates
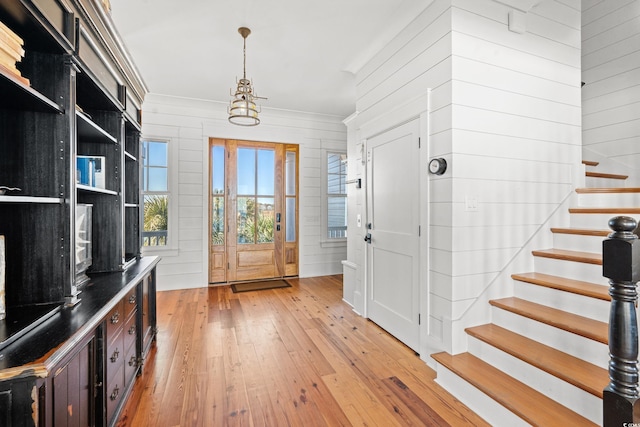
[307,327,405,426]
[383,376,450,426]
[393,357,490,426]
[118,275,488,426]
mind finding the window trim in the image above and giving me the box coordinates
[141,137,179,254]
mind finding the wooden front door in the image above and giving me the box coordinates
[209,139,298,283]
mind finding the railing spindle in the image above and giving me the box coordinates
[603,216,640,426]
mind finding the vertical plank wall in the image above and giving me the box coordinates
[582,0,640,185]
[142,94,347,291]
[346,0,582,357]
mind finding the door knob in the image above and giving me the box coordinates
[364,233,372,244]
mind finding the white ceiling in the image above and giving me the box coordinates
[109,0,430,118]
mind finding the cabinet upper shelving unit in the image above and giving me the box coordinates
[0,1,154,425]
[0,0,148,333]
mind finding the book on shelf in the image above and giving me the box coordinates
[0,21,27,86]
[0,63,29,86]
[0,21,23,46]
[0,43,22,63]
[0,32,24,58]
[0,52,20,75]
[0,235,5,320]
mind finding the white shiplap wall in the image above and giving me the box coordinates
[441,0,582,354]
[142,93,347,291]
[582,0,640,184]
[345,0,582,359]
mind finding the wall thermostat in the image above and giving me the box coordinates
[429,158,447,175]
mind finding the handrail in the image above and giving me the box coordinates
[142,230,167,246]
[603,216,640,426]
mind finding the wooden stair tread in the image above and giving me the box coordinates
[511,272,610,301]
[466,324,608,398]
[576,187,640,194]
[550,227,609,237]
[490,297,608,344]
[582,160,599,166]
[432,352,598,426]
[532,248,602,265]
[569,207,640,214]
[586,171,628,180]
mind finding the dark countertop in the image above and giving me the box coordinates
[0,256,160,380]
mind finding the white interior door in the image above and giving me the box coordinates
[366,119,420,352]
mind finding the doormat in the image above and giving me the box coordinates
[231,280,291,293]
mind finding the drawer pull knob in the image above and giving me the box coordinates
[110,349,119,363]
[128,325,136,335]
[110,311,119,324]
[110,386,120,401]
[129,295,136,304]
[129,356,137,367]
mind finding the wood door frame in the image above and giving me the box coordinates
[208,138,299,284]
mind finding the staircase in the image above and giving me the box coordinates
[432,161,640,426]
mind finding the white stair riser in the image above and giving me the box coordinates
[491,306,609,367]
[467,336,602,424]
[533,257,607,286]
[434,364,530,427]
[577,192,640,208]
[514,281,609,323]
[585,177,627,187]
[552,232,605,253]
[570,213,639,229]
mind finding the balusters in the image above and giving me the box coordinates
[603,216,640,426]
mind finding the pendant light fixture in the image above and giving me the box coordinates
[228,27,266,126]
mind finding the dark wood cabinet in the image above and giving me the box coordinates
[52,334,94,427]
[0,1,156,426]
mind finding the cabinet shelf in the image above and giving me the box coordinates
[0,70,62,113]
[77,184,118,195]
[124,151,137,161]
[0,302,61,351]
[76,110,118,143]
[124,203,139,208]
[0,195,63,204]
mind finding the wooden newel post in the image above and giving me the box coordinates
[603,216,640,426]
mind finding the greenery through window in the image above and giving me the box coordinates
[142,140,169,246]
[211,145,225,245]
[237,148,275,245]
[327,152,347,239]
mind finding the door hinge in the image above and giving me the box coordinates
[418,313,421,325]
[227,262,230,270]
[418,225,421,236]
[418,137,421,148]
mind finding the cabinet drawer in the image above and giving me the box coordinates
[105,326,123,385]
[124,340,138,387]
[124,287,137,319]
[123,308,137,354]
[105,364,125,423]
[106,299,124,343]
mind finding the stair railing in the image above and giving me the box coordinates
[603,216,640,426]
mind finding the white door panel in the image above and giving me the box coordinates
[366,119,420,352]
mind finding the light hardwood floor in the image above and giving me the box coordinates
[117,275,488,426]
